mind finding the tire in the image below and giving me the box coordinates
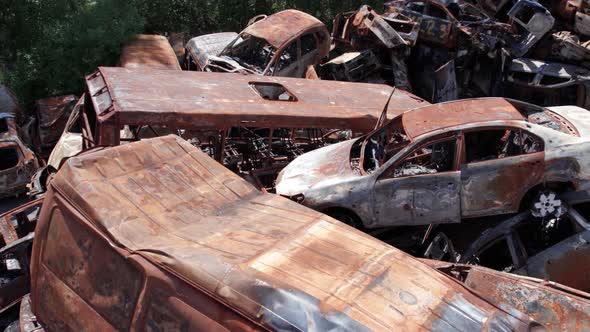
[326,209,364,229]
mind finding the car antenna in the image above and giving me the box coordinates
[375,86,396,130]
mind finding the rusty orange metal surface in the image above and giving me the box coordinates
[423,260,590,331]
[242,9,327,49]
[85,66,429,135]
[401,98,525,138]
[34,95,77,156]
[0,137,39,198]
[118,34,182,71]
[29,135,546,330]
[0,198,41,247]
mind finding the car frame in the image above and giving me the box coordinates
[21,135,554,330]
[185,10,330,78]
[276,97,590,229]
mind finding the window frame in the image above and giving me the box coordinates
[460,125,545,166]
[378,132,461,180]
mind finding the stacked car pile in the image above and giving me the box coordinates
[0,5,590,331]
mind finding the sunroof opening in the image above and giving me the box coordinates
[250,82,297,101]
[0,118,8,133]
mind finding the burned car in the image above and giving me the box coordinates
[276,98,590,229]
[425,196,590,293]
[505,57,590,109]
[0,199,41,329]
[0,85,39,198]
[43,67,427,190]
[17,134,576,330]
[185,10,330,77]
[31,95,77,160]
[424,260,590,331]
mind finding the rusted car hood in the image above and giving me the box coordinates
[40,135,539,330]
[547,106,590,137]
[276,139,359,196]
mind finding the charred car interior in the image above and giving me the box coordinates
[1,1,590,330]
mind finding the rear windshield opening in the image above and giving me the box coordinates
[250,82,297,101]
[0,118,7,133]
[0,147,19,171]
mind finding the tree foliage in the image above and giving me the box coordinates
[2,0,144,108]
[1,0,383,110]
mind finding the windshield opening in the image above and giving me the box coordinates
[359,116,410,174]
[220,33,277,73]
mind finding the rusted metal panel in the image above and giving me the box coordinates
[433,60,458,102]
[424,261,590,331]
[242,9,326,49]
[401,98,524,139]
[0,137,39,198]
[34,95,77,154]
[29,135,543,330]
[86,67,428,131]
[119,34,182,71]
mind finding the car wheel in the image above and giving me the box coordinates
[530,190,566,218]
[326,210,364,230]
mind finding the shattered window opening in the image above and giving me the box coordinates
[300,33,317,56]
[464,128,542,163]
[250,82,297,101]
[275,41,298,73]
[391,137,457,178]
[0,147,19,171]
[221,34,277,72]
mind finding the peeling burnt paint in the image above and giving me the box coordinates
[427,261,590,331]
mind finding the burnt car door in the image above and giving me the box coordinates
[398,1,457,47]
[460,127,545,218]
[373,133,461,226]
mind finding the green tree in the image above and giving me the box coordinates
[5,0,143,109]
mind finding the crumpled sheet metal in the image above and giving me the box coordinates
[32,135,540,331]
[34,95,77,150]
[423,261,590,331]
[0,137,39,198]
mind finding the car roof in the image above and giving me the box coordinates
[86,67,428,131]
[241,9,326,48]
[402,98,525,138]
[118,34,182,71]
[51,135,529,331]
